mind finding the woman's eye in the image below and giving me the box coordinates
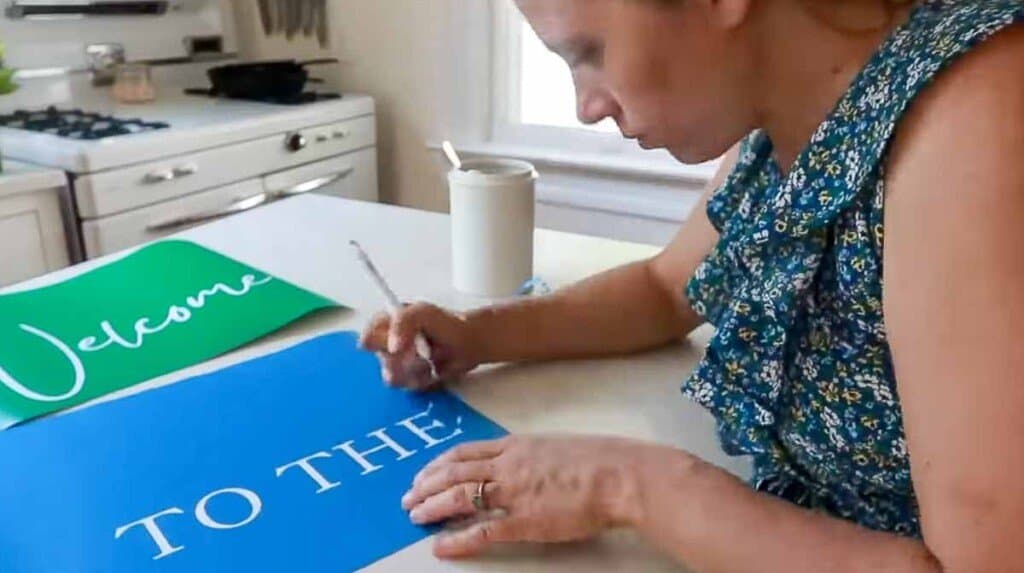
[569,48,602,70]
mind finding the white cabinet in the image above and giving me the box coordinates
[0,162,71,287]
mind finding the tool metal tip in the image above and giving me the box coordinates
[349,240,372,265]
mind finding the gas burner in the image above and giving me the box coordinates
[0,107,170,140]
[184,88,342,106]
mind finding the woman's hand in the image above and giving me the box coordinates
[359,303,482,391]
[401,435,675,559]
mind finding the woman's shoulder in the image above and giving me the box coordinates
[885,22,1024,199]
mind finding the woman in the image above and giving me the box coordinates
[361,0,1024,570]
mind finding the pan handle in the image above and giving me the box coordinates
[297,58,339,67]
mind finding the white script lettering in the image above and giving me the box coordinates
[113,507,186,560]
[194,488,263,530]
[0,324,85,402]
[79,274,273,352]
[395,403,464,449]
[335,428,416,475]
[0,274,272,403]
[114,405,471,561]
[274,451,341,494]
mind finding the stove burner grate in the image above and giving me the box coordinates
[0,107,170,140]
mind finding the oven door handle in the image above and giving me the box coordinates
[269,167,354,198]
[146,167,354,232]
[145,193,272,232]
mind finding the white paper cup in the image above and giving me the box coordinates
[449,159,537,297]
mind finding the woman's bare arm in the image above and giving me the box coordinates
[465,147,737,364]
[616,25,1024,573]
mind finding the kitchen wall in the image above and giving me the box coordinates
[232,1,489,212]
[233,2,706,246]
[2,0,236,69]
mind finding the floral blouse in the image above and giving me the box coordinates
[683,0,1024,536]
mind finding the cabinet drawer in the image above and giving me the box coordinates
[263,147,378,203]
[81,147,380,258]
[75,114,376,219]
[81,178,266,258]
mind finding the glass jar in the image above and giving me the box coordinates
[112,63,156,104]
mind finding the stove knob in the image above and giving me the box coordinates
[286,132,307,152]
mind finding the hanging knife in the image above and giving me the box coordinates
[286,0,299,40]
[273,0,286,37]
[317,0,329,47]
[257,0,273,36]
[303,0,316,38]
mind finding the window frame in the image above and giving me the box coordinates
[431,0,719,238]
[488,0,691,168]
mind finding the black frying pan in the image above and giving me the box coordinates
[205,58,338,99]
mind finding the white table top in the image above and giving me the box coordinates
[4,194,750,572]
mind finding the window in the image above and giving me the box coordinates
[518,22,617,133]
[490,0,718,179]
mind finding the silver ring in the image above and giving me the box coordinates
[472,480,489,511]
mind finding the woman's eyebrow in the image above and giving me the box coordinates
[548,37,602,63]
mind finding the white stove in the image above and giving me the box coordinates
[0,63,378,262]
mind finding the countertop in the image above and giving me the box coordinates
[2,194,750,572]
[0,159,67,198]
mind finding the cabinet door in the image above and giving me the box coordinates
[0,188,70,287]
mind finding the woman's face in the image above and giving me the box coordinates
[516,0,757,163]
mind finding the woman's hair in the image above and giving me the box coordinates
[649,0,919,6]
[648,0,921,34]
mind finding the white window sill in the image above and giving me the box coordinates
[428,140,718,185]
[428,140,711,229]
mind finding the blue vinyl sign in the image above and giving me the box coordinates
[0,332,506,572]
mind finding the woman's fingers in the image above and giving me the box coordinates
[358,311,391,352]
[417,438,508,480]
[376,350,434,388]
[409,481,504,525]
[363,306,447,389]
[432,517,525,559]
[363,303,478,389]
[388,302,442,354]
[402,460,496,510]
[385,304,430,354]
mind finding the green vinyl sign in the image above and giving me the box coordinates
[0,240,340,428]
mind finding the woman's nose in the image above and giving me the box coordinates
[576,88,620,126]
